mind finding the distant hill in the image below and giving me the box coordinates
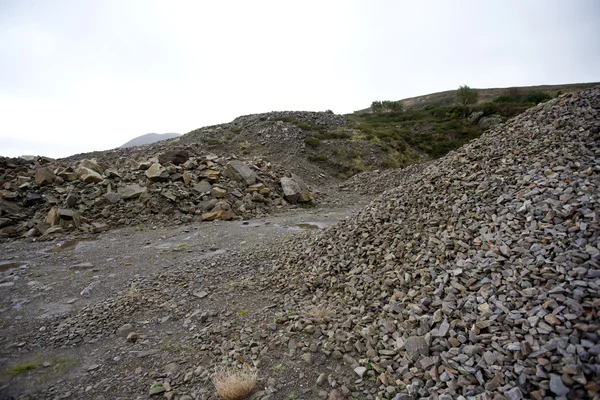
[355,82,600,112]
[120,133,181,148]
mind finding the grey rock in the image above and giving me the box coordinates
[549,374,570,396]
[224,160,257,185]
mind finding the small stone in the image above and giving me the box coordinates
[354,366,367,378]
[126,332,138,343]
[505,387,523,400]
[317,373,327,386]
[550,374,570,396]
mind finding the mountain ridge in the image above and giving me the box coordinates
[119,132,181,148]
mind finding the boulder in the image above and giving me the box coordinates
[478,115,503,130]
[76,166,103,183]
[201,210,234,221]
[281,175,312,203]
[118,184,147,199]
[0,198,22,216]
[159,150,189,166]
[137,161,153,170]
[57,167,78,182]
[46,207,60,226]
[34,167,56,185]
[80,159,104,174]
[468,111,484,124]
[193,181,213,194]
[58,208,74,219]
[91,222,109,233]
[224,160,257,185]
[145,163,170,182]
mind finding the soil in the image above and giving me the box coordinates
[0,198,370,400]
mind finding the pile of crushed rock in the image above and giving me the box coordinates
[0,149,314,240]
[273,88,600,399]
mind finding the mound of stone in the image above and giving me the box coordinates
[0,150,316,240]
[274,88,600,398]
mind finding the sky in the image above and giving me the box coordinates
[1,0,599,158]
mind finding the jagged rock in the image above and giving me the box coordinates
[118,184,146,200]
[104,192,121,204]
[478,114,503,130]
[201,169,220,182]
[200,210,234,221]
[57,208,74,219]
[137,161,153,170]
[193,181,212,194]
[45,207,60,226]
[57,167,78,182]
[116,323,135,339]
[224,160,257,185]
[24,193,43,206]
[0,198,22,216]
[145,163,170,182]
[34,167,55,185]
[103,169,121,179]
[211,187,227,198]
[42,226,64,237]
[91,222,109,233]
[80,159,104,174]
[468,110,484,124]
[281,176,312,203]
[76,166,103,183]
[159,150,189,166]
[404,336,429,362]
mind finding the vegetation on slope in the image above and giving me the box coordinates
[300,88,549,178]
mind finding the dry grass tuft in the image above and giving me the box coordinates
[305,305,333,323]
[213,364,258,400]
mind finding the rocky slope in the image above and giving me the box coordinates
[272,88,600,399]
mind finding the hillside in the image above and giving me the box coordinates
[356,82,599,112]
[120,132,181,148]
[176,92,547,181]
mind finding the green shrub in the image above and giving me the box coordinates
[456,85,478,106]
[325,109,334,114]
[493,95,517,103]
[371,100,403,112]
[523,91,552,104]
[304,137,321,148]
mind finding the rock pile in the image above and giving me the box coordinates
[339,163,428,196]
[274,88,600,398]
[0,150,315,240]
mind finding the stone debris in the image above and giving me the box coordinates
[0,150,317,239]
[275,88,600,399]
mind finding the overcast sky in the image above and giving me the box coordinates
[1,0,599,158]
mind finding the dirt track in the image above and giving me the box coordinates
[0,202,366,400]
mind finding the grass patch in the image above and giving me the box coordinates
[304,137,321,148]
[213,364,258,400]
[305,305,333,323]
[4,362,38,377]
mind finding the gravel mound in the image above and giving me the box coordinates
[275,88,600,398]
